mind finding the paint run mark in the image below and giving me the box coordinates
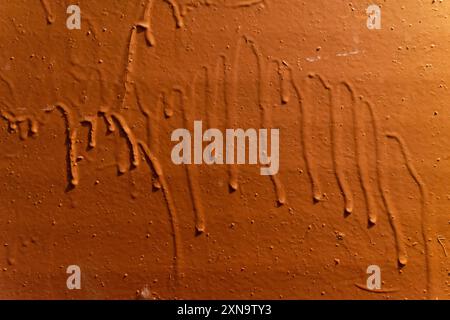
[135,84,164,190]
[291,72,323,202]
[46,103,79,187]
[40,102,182,280]
[121,27,138,111]
[81,116,98,149]
[246,37,286,205]
[208,55,227,130]
[100,107,116,133]
[40,0,55,24]
[204,62,215,128]
[331,82,354,214]
[365,100,408,267]
[178,82,207,234]
[138,140,181,282]
[137,0,157,46]
[308,74,332,203]
[278,61,291,105]
[108,112,141,168]
[164,0,185,28]
[351,88,378,224]
[225,37,244,191]
[1,111,39,140]
[354,283,399,293]
[386,131,432,293]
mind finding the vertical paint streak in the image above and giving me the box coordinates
[348,85,378,224]
[1,113,39,139]
[0,110,17,132]
[48,103,79,187]
[40,0,55,24]
[365,100,408,266]
[137,0,156,46]
[109,112,140,168]
[164,0,185,28]
[225,38,243,191]
[135,83,163,189]
[207,56,225,129]
[121,27,138,111]
[291,73,322,202]
[276,61,291,105]
[331,81,354,214]
[138,140,181,282]
[246,37,286,205]
[176,84,206,234]
[386,132,433,295]
[81,116,97,149]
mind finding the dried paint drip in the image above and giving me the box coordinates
[40,0,55,24]
[121,27,138,111]
[350,88,378,225]
[138,140,181,282]
[0,0,437,295]
[137,0,157,46]
[365,100,408,267]
[107,112,141,168]
[1,111,39,140]
[386,132,432,294]
[225,36,244,192]
[246,37,286,205]
[133,0,267,46]
[46,103,79,187]
[277,61,291,105]
[81,116,98,149]
[164,0,185,28]
[330,81,354,214]
[169,84,207,234]
[291,74,323,202]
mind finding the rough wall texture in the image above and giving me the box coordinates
[0,0,449,299]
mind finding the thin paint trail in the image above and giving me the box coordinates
[40,0,55,24]
[109,112,141,168]
[386,131,433,295]
[120,27,138,111]
[306,74,330,203]
[46,102,79,187]
[138,140,181,282]
[225,37,244,191]
[179,81,207,234]
[349,85,378,224]
[164,0,184,28]
[290,71,322,202]
[246,37,286,205]
[81,116,98,149]
[137,0,157,46]
[329,80,354,214]
[365,100,408,267]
